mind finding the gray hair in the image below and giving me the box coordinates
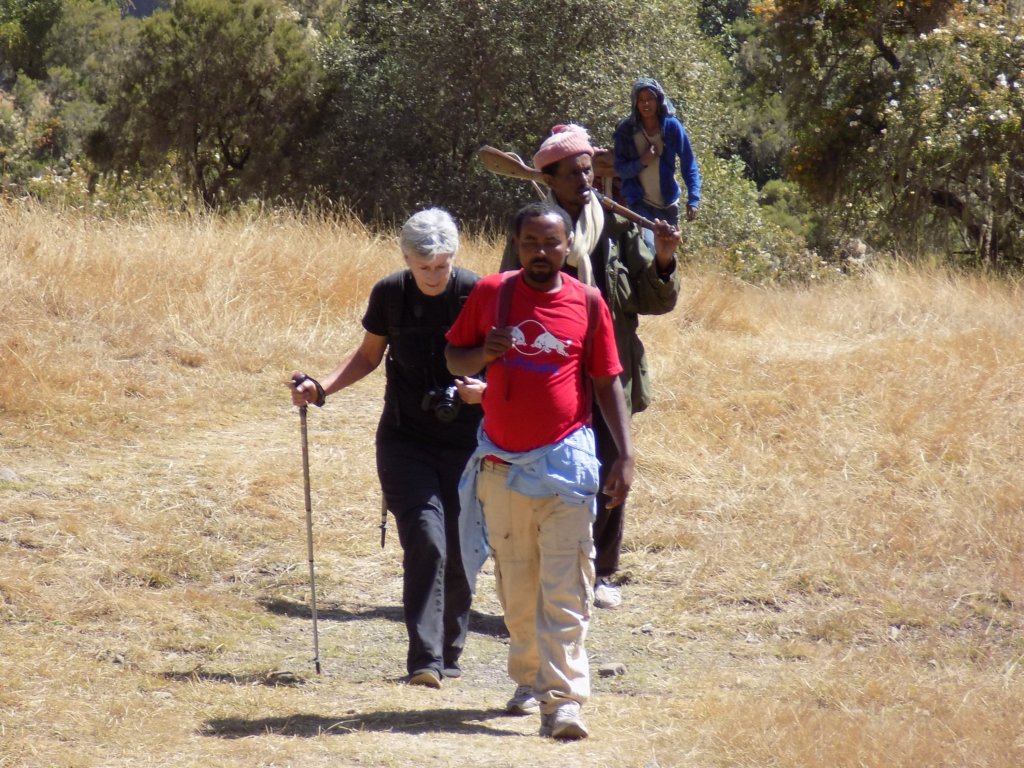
[399,208,459,262]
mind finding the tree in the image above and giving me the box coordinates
[315,0,631,223]
[314,0,744,229]
[709,5,795,189]
[698,0,755,55]
[91,0,322,206]
[758,0,1024,266]
[39,1,127,161]
[889,14,1024,265]
[0,0,63,81]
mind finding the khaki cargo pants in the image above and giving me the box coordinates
[477,459,595,712]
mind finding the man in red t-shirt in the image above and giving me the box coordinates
[446,202,635,740]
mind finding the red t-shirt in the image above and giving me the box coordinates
[446,271,623,452]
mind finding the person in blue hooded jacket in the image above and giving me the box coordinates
[613,78,702,242]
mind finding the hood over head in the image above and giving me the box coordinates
[631,77,676,121]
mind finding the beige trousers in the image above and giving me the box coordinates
[477,460,595,712]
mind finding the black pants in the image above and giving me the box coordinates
[592,405,625,579]
[376,427,473,676]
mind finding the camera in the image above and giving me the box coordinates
[421,384,461,423]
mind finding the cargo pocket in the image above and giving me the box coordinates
[491,549,510,614]
[630,333,652,414]
[579,537,597,618]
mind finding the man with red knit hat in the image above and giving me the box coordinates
[499,124,681,610]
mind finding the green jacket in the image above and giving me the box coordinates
[500,212,679,414]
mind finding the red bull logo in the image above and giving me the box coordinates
[510,320,573,358]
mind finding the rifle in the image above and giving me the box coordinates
[476,145,662,232]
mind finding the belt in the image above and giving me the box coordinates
[483,454,511,466]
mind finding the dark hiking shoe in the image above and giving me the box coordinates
[406,668,441,688]
[442,665,463,679]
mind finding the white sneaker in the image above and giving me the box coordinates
[540,702,589,740]
[505,684,539,715]
[594,579,622,609]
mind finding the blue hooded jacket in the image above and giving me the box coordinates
[613,78,702,210]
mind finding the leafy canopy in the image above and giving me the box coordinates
[316,0,743,229]
[758,0,1024,265]
[1,0,64,80]
[92,0,322,206]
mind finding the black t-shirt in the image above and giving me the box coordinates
[362,267,481,449]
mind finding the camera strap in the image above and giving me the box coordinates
[386,268,470,339]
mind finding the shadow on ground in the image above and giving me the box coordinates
[159,669,306,687]
[201,707,512,738]
[260,597,508,637]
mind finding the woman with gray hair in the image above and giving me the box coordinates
[291,207,483,687]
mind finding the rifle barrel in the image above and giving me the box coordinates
[591,189,657,231]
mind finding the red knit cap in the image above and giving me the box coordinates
[532,124,594,170]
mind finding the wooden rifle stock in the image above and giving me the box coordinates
[476,145,664,233]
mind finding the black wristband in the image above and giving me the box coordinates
[311,377,326,407]
[293,373,326,407]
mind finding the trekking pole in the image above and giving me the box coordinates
[297,398,322,675]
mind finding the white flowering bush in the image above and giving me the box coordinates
[758,0,1024,267]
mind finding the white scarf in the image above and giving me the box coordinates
[547,191,604,286]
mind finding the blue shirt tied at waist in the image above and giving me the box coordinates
[458,425,600,594]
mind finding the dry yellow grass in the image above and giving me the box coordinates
[1,202,1021,767]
